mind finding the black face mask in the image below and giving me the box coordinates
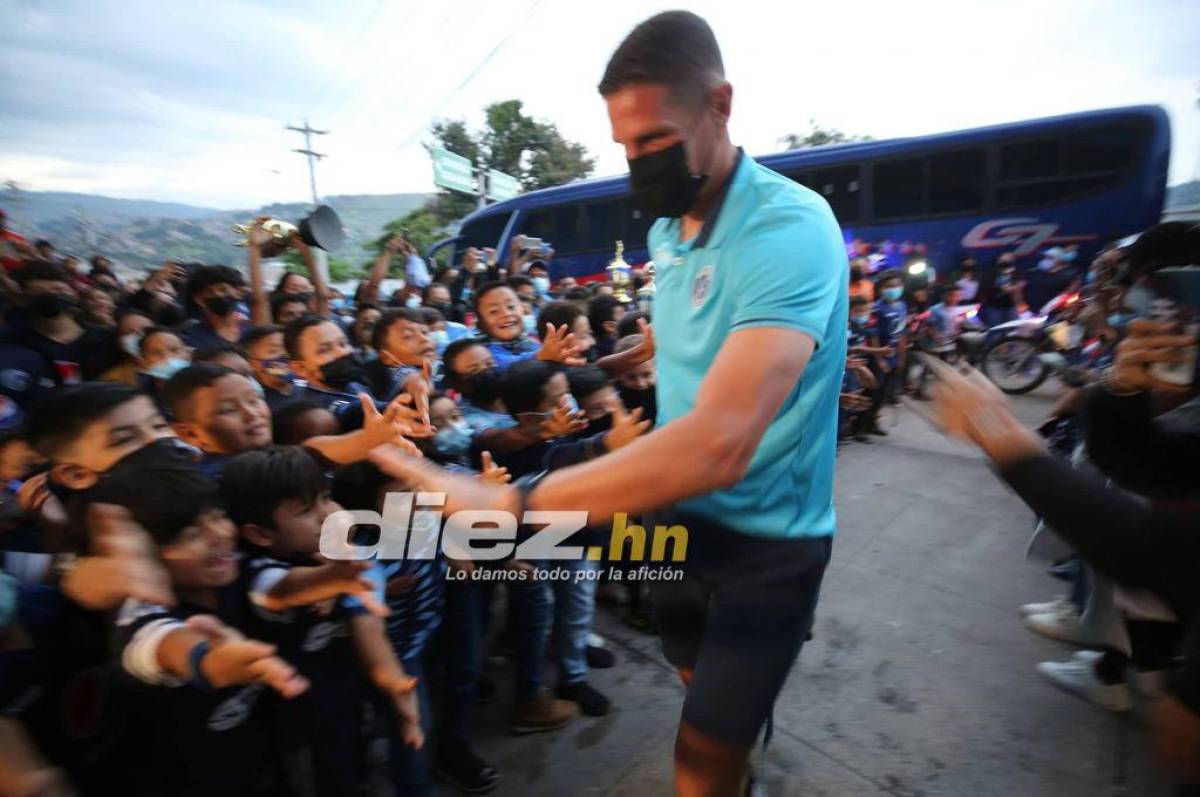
[627,141,707,219]
[204,295,235,317]
[619,385,657,424]
[319,353,363,389]
[583,414,613,437]
[461,366,502,407]
[28,292,78,319]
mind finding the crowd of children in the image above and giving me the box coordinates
[0,224,658,796]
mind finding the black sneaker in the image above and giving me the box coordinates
[586,645,615,669]
[557,681,611,716]
[435,743,501,794]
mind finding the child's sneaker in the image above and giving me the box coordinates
[435,743,501,794]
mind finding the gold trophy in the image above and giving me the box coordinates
[606,240,633,303]
[233,204,345,258]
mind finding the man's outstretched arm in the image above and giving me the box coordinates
[371,326,815,523]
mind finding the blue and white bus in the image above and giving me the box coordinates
[432,105,1170,280]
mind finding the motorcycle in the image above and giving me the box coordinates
[979,291,1088,394]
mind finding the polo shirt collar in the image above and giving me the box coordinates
[684,147,746,251]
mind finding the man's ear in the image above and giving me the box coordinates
[50,462,98,491]
[172,422,206,450]
[240,523,274,550]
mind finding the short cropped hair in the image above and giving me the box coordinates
[26,382,146,459]
[221,445,325,530]
[372,308,428,353]
[240,324,284,350]
[598,11,724,106]
[537,300,584,335]
[163,363,236,422]
[283,315,328,360]
[565,365,610,403]
[499,359,561,416]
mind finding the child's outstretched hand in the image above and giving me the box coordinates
[479,451,511,485]
[360,393,431,448]
[184,615,310,698]
[602,401,650,453]
[263,560,389,617]
[377,668,424,750]
[538,400,587,441]
[537,324,585,366]
[62,504,175,610]
[626,317,655,363]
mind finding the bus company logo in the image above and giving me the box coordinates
[961,218,1096,256]
[319,492,688,565]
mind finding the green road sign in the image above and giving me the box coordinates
[432,147,476,195]
[486,169,521,201]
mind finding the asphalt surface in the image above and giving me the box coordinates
[435,385,1176,797]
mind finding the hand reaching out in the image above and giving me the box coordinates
[537,324,585,366]
[375,668,423,749]
[185,615,310,698]
[61,504,175,610]
[479,450,511,485]
[538,400,588,440]
[602,401,650,452]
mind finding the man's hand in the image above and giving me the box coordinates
[603,402,650,453]
[247,216,274,249]
[1107,319,1194,395]
[370,445,520,518]
[479,451,511,485]
[1153,695,1200,781]
[62,504,175,610]
[185,615,310,698]
[384,235,405,254]
[405,361,435,435]
[537,324,585,366]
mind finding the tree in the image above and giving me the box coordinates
[779,121,872,150]
[373,99,596,258]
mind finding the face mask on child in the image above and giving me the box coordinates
[121,332,142,358]
[522,314,537,335]
[881,287,903,302]
[144,357,189,380]
[851,313,871,325]
[532,276,550,294]
[433,420,472,457]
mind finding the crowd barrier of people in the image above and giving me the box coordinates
[0,199,1198,794]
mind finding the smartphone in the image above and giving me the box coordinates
[538,241,552,257]
[1145,266,1200,386]
[521,237,543,252]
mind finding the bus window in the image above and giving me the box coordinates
[584,200,622,252]
[783,171,815,191]
[623,202,654,251]
[873,159,925,220]
[459,212,510,253]
[552,205,582,254]
[1063,125,1136,174]
[813,166,861,223]
[997,175,1114,208]
[927,149,985,214]
[523,208,554,242]
[1000,138,1059,181]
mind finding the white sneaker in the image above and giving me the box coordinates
[1023,607,1085,645]
[1019,597,1074,617]
[1036,658,1132,713]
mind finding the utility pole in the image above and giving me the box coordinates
[286,120,328,205]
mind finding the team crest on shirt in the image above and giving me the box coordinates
[691,266,714,308]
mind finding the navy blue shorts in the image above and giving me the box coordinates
[650,510,832,746]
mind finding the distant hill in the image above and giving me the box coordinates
[1167,180,1200,210]
[0,189,431,272]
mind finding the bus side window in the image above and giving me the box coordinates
[928,149,985,214]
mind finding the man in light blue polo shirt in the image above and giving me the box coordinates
[367,11,846,795]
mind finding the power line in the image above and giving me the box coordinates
[286,121,329,205]
[396,0,547,150]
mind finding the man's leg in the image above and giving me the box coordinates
[673,535,831,797]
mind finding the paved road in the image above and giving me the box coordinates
[441,386,1176,796]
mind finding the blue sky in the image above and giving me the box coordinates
[1,0,1196,208]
